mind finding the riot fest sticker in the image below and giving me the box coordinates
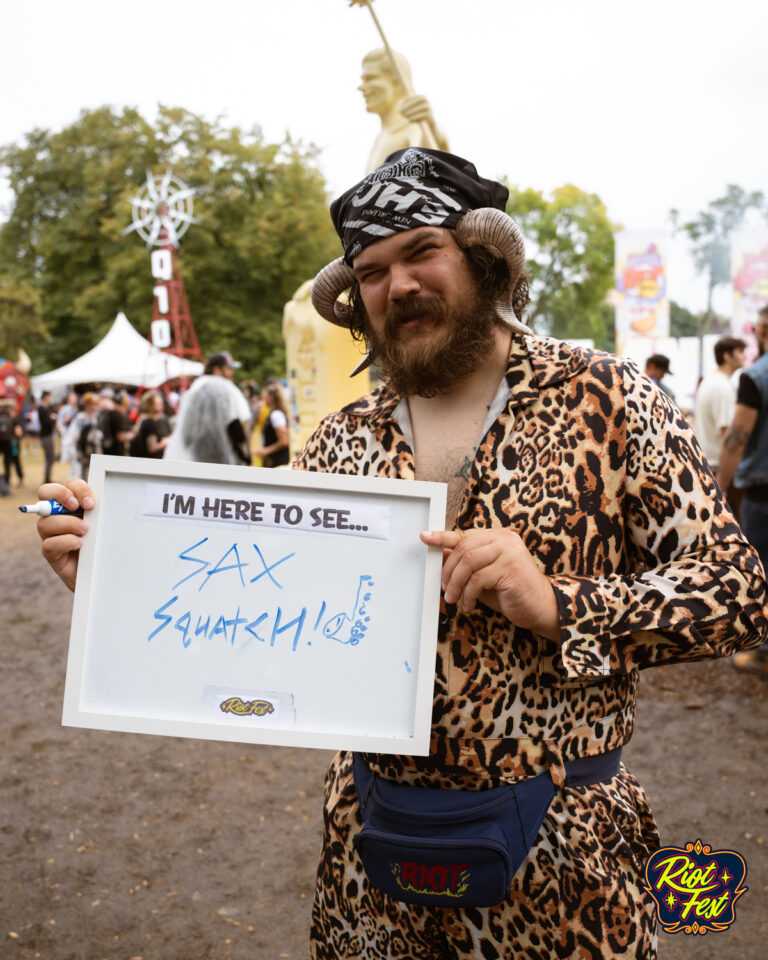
[644,839,748,935]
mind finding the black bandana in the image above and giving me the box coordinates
[331,148,509,264]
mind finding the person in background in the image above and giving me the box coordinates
[254,382,290,468]
[56,391,80,437]
[98,388,133,457]
[183,352,252,465]
[129,390,171,458]
[65,392,101,481]
[164,375,248,465]
[8,403,25,488]
[695,335,746,514]
[118,390,134,427]
[204,351,239,380]
[718,306,768,676]
[0,397,24,493]
[37,391,57,484]
[57,392,81,483]
[23,401,40,456]
[644,353,675,400]
[241,381,270,467]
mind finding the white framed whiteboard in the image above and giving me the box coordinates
[63,455,446,755]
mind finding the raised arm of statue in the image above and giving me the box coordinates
[359,48,449,173]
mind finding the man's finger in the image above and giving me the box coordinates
[41,533,83,566]
[420,530,462,549]
[37,479,95,511]
[460,559,510,607]
[37,514,89,543]
[36,482,81,512]
[442,544,501,602]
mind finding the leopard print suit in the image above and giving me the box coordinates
[293,336,768,959]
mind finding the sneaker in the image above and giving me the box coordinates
[732,649,768,677]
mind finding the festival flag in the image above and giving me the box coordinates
[614,230,671,356]
[731,232,768,360]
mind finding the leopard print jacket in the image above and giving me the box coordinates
[294,336,768,789]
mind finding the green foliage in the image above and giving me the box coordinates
[0,273,47,355]
[0,106,341,383]
[505,183,617,349]
[669,300,701,338]
[671,185,764,318]
[668,300,729,339]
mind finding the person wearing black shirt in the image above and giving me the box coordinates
[129,391,171,458]
[254,383,290,467]
[37,391,57,484]
[98,388,132,456]
[718,305,768,675]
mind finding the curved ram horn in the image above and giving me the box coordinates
[348,351,373,378]
[456,208,526,282]
[310,257,355,327]
[456,208,532,335]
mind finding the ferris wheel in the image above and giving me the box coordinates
[123,169,197,248]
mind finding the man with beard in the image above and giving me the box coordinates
[35,150,768,959]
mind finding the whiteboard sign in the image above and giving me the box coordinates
[63,456,446,755]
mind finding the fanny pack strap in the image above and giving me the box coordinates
[564,747,622,786]
[542,740,622,788]
[356,747,623,800]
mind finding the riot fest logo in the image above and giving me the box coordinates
[644,839,748,935]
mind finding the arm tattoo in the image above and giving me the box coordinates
[723,427,751,453]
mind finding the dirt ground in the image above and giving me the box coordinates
[2,454,767,960]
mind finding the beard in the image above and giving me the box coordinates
[364,282,502,398]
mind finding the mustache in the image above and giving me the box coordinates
[384,295,447,336]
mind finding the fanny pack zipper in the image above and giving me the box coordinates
[370,781,517,823]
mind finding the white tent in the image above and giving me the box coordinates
[30,312,205,396]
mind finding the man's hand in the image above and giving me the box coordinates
[397,95,449,150]
[398,94,435,125]
[420,528,561,642]
[36,479,95,593]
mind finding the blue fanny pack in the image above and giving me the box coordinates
[353,748,622,908]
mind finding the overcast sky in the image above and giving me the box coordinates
[1,0,766,313]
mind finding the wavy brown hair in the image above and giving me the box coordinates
[263,383,289,417]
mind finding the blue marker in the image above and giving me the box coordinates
[19,500,83,517]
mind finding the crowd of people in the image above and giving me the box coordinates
[0,352,292,493]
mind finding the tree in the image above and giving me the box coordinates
[671,185,764,334]
[0,273,47,355]
[0,106,341,383]
[669,300,729,339]
[505,184,617,348]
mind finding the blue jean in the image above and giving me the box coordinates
[741,497,768,650]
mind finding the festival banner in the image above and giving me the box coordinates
[731,232,768,358]
[614,230,671,356]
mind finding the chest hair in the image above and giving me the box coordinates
[416,445,477,529]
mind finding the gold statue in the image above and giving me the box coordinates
[349,1,449,171]
[359,47,449,173]
[280,2,447,444]
[282,281,369,453]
